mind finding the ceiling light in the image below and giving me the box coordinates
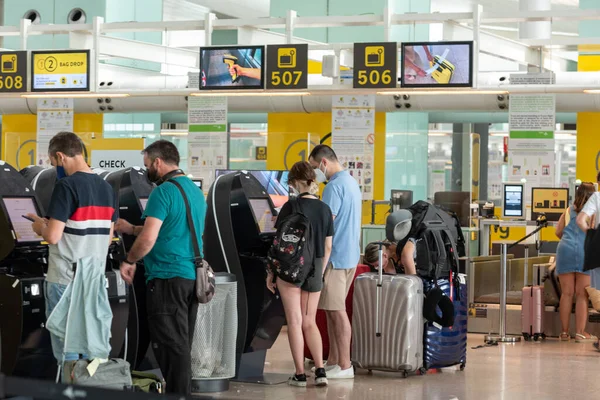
[190,91,310,97]
[584,90,600,94]
[377,90,509,95]
[22,93,130,99]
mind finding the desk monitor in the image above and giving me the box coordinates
[192,179,203,191]
[2,197,43,243]
[248,198,277,234]
[502,183,525,219]
[391,190,413,210]
[531,187,569,222]
[139,197,148,211]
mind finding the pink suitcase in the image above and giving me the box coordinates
[521,285,546,341]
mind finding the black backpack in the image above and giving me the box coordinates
[267,197,315,285]
[398,201,465,280]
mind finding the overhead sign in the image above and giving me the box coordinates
[266,44,308,90]
[31,50,90,92]
[255,146,267,160]
[0,51,27,92]
[353,42,397,89]
[91,150,143,171]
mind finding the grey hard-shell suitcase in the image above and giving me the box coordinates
[351,243,424,377]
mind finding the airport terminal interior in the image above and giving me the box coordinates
[2,0,600,399]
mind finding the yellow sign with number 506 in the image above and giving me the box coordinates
[353,42,398,89]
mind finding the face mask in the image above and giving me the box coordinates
[314,161,327,183]
[56,166,66,180]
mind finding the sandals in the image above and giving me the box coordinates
[575,333,598,343]
[560,332,570,341]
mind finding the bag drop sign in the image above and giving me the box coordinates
[31,50,90,92]
[91,150,143,171]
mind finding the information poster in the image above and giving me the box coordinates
[332,95,375,200]
[187,96,228,191]
[36,98,74,166]
[31,50,90,92]
[508,75,556,204]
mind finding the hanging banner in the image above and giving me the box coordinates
[187,96,228,191]
[36,98,74,166]
[508,74,556,204]
[332,95,375,200]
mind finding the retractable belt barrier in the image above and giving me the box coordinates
[0,374,236,400]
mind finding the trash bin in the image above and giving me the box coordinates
[191,272,238,393]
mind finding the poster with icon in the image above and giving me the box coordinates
[331,95,375,200]
[36,98,74,167]
[187,96,228,191]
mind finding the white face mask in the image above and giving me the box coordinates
[314,161,327,183]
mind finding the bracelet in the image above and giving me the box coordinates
[125,258,136,265]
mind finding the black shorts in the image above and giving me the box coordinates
[299,258,324,293]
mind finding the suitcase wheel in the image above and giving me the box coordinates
[523,333,530,341]
[460,363,466,371]
[419,367,428,375]
[541,333,547,340]
[402,370,409,379]
[368,369,373,374]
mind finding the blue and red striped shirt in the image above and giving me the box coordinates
[46,172,118,285]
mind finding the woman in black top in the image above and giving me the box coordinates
[266,161,333,388]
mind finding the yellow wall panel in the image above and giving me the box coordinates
[2,114,143,170]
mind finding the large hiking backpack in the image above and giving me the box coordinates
[399,201,465,280]
[267,197,315,285]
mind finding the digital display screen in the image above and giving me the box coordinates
[193,179,203,190]
[3,197,43,242]
[401,41,473,88]
[31,50,90,92]
[200,46,265,90]
[531,188,569,222]
[503,185,524,217]
[248,198,276,234]
[216,170,289,208]
[139,198,148,211]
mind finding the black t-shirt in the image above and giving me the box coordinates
[276,197,334,258]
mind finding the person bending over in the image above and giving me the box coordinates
[267,161,333,387]
[116,140,206,395]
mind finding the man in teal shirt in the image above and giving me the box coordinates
[116,140,206,395]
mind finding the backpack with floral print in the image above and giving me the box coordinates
[267,197,315,285]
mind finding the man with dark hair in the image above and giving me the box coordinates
[308,144,361,380]
[115,140,206,395]
[27,131,117,381]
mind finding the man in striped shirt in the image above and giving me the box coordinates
[29,131,117,376]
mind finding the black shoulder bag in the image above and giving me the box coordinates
[168,179,215,304]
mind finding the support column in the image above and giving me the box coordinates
[473,123,489,200]
[518,0,551,40]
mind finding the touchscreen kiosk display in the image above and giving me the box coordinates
[249,199,276,234]
[139,198,148,211]
[3,197,43,242]
[504,185,524,217]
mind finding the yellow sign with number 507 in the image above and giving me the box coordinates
[266,44,308,90]
[271,71,303,87]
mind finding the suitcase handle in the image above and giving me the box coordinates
[374,242,385,337]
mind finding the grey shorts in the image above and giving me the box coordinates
[299,258,324,293]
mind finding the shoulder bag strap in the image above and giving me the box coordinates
[168,179,201,259]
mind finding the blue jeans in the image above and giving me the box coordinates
[44,281,88,363]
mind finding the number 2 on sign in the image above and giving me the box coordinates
[357,70,391,85]
[271,71,302,86]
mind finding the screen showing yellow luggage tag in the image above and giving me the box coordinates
[400,41,472,88]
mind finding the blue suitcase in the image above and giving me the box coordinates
[421,274,467,372]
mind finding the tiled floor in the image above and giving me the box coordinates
[215,331,600,400]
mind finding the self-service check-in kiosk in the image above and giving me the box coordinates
[0,162,54,379]
[204,171,286,384]
[19,166,131,363]
[102,167,154,369]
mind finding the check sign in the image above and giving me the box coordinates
[266,44,308,90]
[353,42,398,89]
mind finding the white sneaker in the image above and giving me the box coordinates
[326,365,354,380]
[311,363,337,373]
